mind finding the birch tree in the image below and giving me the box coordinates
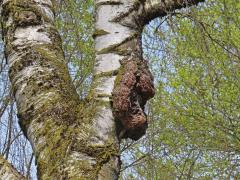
[0,0,204,179]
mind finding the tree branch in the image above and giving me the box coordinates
[142,0,205,23]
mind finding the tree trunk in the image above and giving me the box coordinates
[0,0,204,179]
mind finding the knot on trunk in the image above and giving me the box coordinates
[14,11,40,26]
[112,56,155,140]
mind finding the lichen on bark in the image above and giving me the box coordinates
[0,155,26,180]
[1,0,120,179]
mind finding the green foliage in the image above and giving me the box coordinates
[55,0,95,98]
[124,0,240,179]
[160,0,240,152]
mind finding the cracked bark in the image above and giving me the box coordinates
[1,0,204,179]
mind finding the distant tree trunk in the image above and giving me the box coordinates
[0,0,204,179]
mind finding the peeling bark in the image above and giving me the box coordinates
[0,155,26,180]
[1,0,204,179]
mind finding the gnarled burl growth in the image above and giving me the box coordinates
[112,56,155,140]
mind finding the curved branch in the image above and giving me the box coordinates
[142,0,205,24]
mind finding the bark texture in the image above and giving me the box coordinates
[0,155,25,180]
[1,0,119,179]
[1,0,204,179]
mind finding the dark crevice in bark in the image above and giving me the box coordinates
[95,1,124,7]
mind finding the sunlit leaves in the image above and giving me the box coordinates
[55,0,95,98]
[129,0,240,178]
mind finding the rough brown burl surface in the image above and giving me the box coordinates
[112,56,155,140]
